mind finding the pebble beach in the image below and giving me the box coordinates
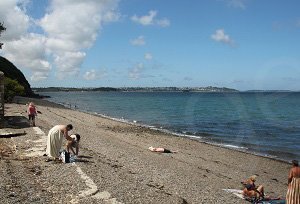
[0,97,291,203]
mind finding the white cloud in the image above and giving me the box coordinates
[83,69,107,81]
[40,0,119,78]
[40,2,101,49]
[129,63,144,80]
[131,10,156,26]
[131,10,170,27]
[103,10,120,23]
[0,0,120,83]
[0,0,30,41]
[226,0,246,9]
[3,33,51,82]
[31,72,49,82]
[211,29,234,45]
[144,53,153,60]
[157,18,170,27]
[84,70,97,81]
[53,51,86,79]
[130,36,145,46]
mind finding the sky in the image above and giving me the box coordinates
[0,0,300,91]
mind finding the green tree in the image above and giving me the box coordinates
[4,77,25,102]
[0,22,6,49]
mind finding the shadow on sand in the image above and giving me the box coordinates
[75,155,94,163]
[0,132,27,138]
[78,155,93,159]
[75,158,93,163]
[2,115,30,129]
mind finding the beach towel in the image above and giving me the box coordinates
[257,200,286,204]
[46,126,64,158]
[286,177,300,204]
[223,189,285,204]
[223,189,244,199]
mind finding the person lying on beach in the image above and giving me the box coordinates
[45,124,73,161]
[148,146,177,153]
[242,175,264,200]
[66,134,80,156]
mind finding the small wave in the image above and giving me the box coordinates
[186,135,202,139]
[220,144,247,150]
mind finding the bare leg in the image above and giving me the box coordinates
[257,185,264,197]
[32,118,36,126]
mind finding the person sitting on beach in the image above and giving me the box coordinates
[148,146,177,153]
[66,134,80,156]
[242,175,264,200]
[286,160,300,204]
[27,102,37,126]
[46,124,73,161]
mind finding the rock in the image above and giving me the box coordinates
[8,192,16,197]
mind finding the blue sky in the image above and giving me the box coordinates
[0,0,300,90]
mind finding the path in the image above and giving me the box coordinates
[24,126,122,204]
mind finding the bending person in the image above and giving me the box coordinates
[286,160,300,204]
[46,124,73,160]
[66,134,80,156]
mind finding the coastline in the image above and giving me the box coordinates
[43,96,292,164]
[0,97,290,203]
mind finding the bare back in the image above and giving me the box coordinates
[56,125,66,131]
[291,167,300,178]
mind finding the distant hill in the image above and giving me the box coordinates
[245,90,292,92]
[0,56,34,97]
[34,86,239,93]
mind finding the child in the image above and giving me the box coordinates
[66,134,80,156]
[27,102,37,126]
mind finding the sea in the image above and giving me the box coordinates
[42,91,300,162]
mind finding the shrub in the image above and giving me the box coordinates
[4,77,25,102]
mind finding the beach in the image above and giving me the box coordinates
[0,97,291,203]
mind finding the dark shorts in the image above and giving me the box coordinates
[164,149,172,153]
[28,114,35,120]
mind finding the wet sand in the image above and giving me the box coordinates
[0,97,290,203]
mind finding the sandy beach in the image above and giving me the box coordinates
[0,97,291,203]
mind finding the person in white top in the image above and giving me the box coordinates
[46,124,73,160]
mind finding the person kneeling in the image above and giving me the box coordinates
[67,134,80,156]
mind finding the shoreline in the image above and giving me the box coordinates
[1,96,291,203]
[42,96,292,164]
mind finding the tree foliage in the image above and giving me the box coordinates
[0,56,34,96]
[0,22,6,49]
[0,22,5,31]
[4,77,25,102]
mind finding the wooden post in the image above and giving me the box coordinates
[0,71,4,127]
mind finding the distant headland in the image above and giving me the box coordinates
[33,86,239,93]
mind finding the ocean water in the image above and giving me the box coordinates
[43,91,300,162]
